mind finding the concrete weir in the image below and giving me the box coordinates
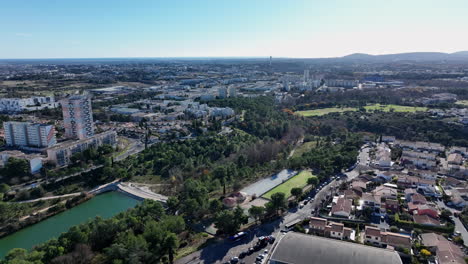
[90,181,168,203]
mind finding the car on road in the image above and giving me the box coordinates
[230,231,248,242]
[230,257,239,263]
[299,203,304,208]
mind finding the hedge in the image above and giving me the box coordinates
[394,214,454,233]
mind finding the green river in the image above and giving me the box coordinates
[0,191,140,258]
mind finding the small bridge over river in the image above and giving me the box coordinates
[90,181,168,203]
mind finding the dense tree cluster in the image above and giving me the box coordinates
[289,135,361,177]
[0,158,30,185]
[209,97,304,140]
[317,111,468,147]
[1,200,185,264]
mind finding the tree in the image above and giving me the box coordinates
[162,232,179,264]
[213,166,228,195]
[209,199,223,215]
[248,206,265,224]
[0,183,10,194]
[270,192,286,214]
[307,176,319,186]
[166,196,179,215]
[214,207,248,235]
[290,188,303,201]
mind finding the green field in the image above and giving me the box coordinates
[363,104,427,112]
[296,104,427,117]
[295,107,356,117]
[262,170,313,200]
[456,100,468,106]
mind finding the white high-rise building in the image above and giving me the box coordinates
[3,121,56,149]
[61,95,94,140]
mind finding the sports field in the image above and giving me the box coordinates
[296,104,427,117]
[262,170,313,200]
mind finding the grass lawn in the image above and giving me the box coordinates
[292,141,317,158]
[262,170,313,200]
[456,100,468,106]
[295,107,356,117]
[295,104,427,117]
[363,104,427,112]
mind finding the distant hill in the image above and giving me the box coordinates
[335,51,468,62]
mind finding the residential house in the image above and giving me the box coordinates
[413,204,439,219]
[413,215,441,226]
[309,217,327,235]
[448,146,468,157]
[447,153,463,165]
[376,171,394,182]
[404,188,417,201]
[376,143,392,168]
[373,186,398,200]
[361,193,382,209]
[325,222,353,240]
[444,177,466,188]
[408,193,427,204]
[421,233,465,264]
[364,226,412,249]
[309,217,354,241]
[385,199,399,214]
[331,197,353,218]
[344,188,362,200]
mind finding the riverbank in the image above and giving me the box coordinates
[0,191,140,258]
[0,193,92,239]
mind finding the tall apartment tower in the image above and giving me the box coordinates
[61,95,94,140]
[3,121,56,148]
[304,69,310,82]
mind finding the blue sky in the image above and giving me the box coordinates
[1,0,467,58]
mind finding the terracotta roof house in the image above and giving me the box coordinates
[331,198,353,218]
[373,186,398,200]
[414,204,439,219]
[361,193,382,209]
[344,189,362,200]
[409,193,427,204]
[421,233,465,264]
[325,222,353,240]
[413,215,441,226]
[309,217,328,235]
[364,226,412,249]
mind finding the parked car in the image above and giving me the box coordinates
[230,257,239,263]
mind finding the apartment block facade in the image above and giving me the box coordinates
[61,95,95,140]
[4,121,56,149]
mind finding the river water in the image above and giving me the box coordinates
[0,191,140,258]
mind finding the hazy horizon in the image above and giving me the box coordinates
[1,0,468,59]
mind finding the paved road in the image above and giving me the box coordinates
[176,146,368,264]
[436,200,467,247]
[17,192,81,203]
